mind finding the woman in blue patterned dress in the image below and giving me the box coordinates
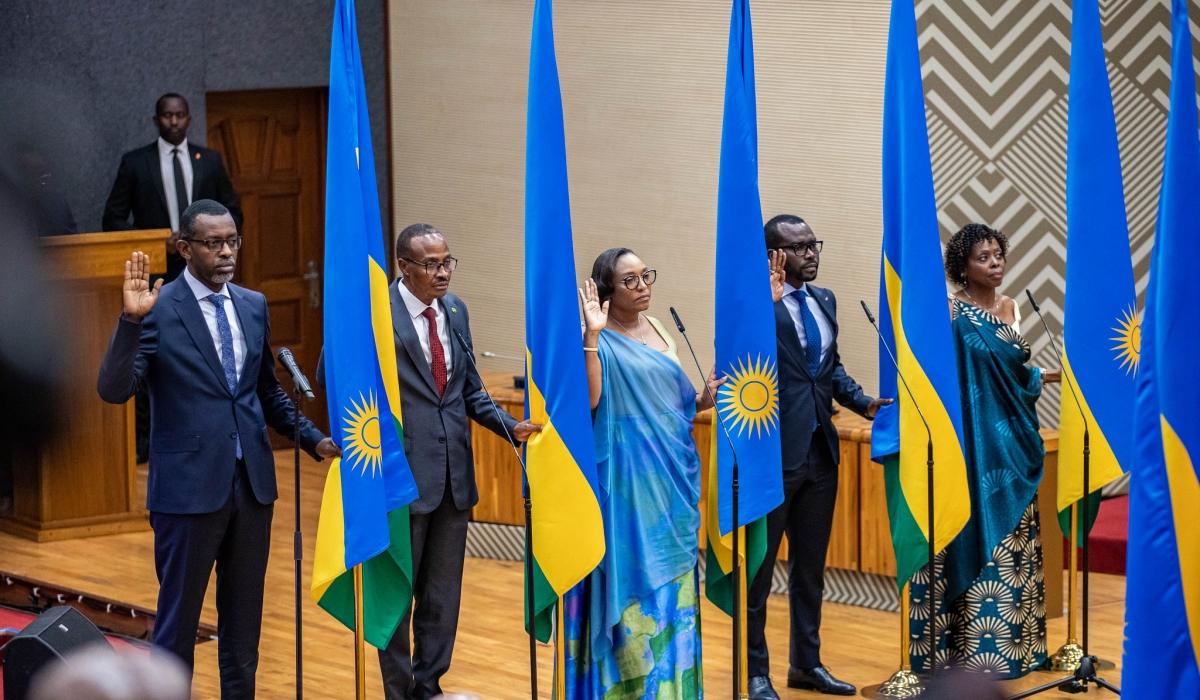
[561,248,725,700]
[910,223,1061,679]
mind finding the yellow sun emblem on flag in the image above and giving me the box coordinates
[342,390,382,477]
[1110,305,1141,375]
[717,354,780,438]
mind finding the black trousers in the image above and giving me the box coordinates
[746,429,839,676]
[149,461,273,700]
[379,480,471,700]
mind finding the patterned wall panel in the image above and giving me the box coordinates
[916,0,1200,426]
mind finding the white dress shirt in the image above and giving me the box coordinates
[158,136,194,232]
[183,267,247,382]
[782,281,833,364]
[398,279,453,376]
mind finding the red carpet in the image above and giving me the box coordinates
[0,607,143,700]
[1063,495,1128,575]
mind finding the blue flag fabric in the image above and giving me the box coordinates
[322,0,418,568]
[1057,0,1138,538]
[871,0,970,590]
[1122,0,1200,692]
[522,0,606,642]
[711,0,783,536]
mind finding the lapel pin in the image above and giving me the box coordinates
[194,152,200,160]
[451,307,457,313]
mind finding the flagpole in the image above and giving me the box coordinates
[738,547,748,699]
[556,595,567,699]
[1046,503,1082,671]
[864,583,923,698]
[353,564,366,700]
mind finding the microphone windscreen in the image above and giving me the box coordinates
[669,307,685,332]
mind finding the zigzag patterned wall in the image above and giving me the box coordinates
[916,0,1200,427]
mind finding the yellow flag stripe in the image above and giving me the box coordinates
[706,419,746,573]
[884,258,970,552]
[311,458,348,601]
[524,362,605,595]
[1056,351,1126,510]
[369,259,404,423]
[1162,416,1200,667]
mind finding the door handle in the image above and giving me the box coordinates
[303,261,320,309]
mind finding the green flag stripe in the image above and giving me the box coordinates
[883,455,928,591]
[1057,491,1103,547]
[703,516,768,616]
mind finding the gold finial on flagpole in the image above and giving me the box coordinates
[353,564,367,700]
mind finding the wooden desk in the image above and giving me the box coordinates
[1,230,169,541]
[469,370,1062,618]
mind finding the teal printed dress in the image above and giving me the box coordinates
[559,319,703,700]
[910,299,1048,679]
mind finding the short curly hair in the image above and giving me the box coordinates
[944,223,1009,287]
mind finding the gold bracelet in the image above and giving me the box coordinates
[583,347,599,353]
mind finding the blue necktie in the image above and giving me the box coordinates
[206,293,242,458]
[792,288,823,377]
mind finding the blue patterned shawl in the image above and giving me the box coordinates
[944,299,1044,602]
[584,327,701,662]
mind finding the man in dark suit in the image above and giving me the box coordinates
[103,93,244,465]
[375,223,540,700]
[746,215,892,699]
[103,93,243,283]
[98,199,339,700]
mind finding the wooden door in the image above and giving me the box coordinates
[206,88,328,441]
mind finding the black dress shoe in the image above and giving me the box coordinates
[747,675,781,700]
[787,666,856,695]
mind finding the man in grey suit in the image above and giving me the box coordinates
[371,223,540,700]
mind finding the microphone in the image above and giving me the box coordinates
[276,347,315,399]
[668,307,738,458]
[860,301,929,442]
[1024,289,1086,429]
[453,330,528,471]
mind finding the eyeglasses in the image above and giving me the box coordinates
[775,241,823,256]
[184,236,243,252]
[400,256,458,275]
[621,269,657,289]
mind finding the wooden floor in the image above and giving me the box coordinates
[0,451,1125,699]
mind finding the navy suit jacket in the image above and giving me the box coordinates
[776,284,874,471]
[98,277,325,514]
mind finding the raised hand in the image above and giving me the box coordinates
[579,278,610,335]
[768,248,786,303]
[122,251,163,322]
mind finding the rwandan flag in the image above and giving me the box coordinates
[1122,1,1200,692]
[310,0,419,650]
[870,0,969,592]
[705,0,784,616]
[523,0,605,642]
[1058,0,1138,544]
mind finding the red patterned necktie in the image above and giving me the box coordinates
[421,307,447,396]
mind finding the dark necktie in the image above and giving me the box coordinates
[421,307,447,396]
[172,147,189,220]
[792,288,823,377]
[205,293,242,458]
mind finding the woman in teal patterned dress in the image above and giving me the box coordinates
[910,223,1061,679]
[563,248,725,700]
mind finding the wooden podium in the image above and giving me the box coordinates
[0,230,170,541]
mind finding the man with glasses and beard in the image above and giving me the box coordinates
[319,223,541,700]
[98,199,339,699]
[746,215,892,699]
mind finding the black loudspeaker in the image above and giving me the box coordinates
[2,606,111,700]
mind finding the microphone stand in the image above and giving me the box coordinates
[861,302,937,684]
[453,331,538,700]
[669,307,745,699]
[277,347,314,700]
[1008,291,1119,698]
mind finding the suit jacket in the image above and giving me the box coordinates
[776,284,874,471]
[102,142,243,280]
[388,284,518,515]
[97,277,325,514]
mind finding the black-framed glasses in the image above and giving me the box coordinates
[400,256,458,275]
[775,240,823,256]
[621,269,656,289]
[183,236,243,252]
